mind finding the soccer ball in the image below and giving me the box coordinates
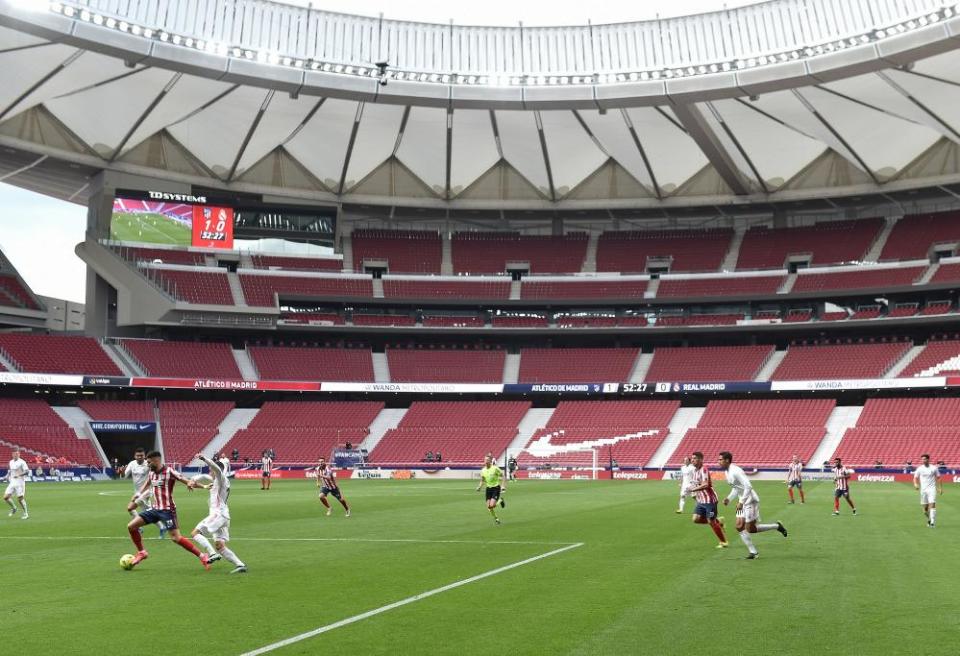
[119,554,136,570]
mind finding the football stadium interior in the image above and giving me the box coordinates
[3,0,960,652]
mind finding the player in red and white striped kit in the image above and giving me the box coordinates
[832,457,857,516]
[316,457,350,517]
[685,451,728,549]
[786,455,805,504]
[125,450,210,570]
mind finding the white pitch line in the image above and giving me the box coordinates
[0,535,577,547]
[239,542,584,656]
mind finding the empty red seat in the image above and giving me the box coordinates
[597,229,732,273]
[352,230,441,274]
[387,348,505,383]
[644,345,773,382]
[249,346,374,381]
[452,232,588,274]
[0,334,121,375]
[736,218,883,270]
[519,348,638,383]
[771,342,909,380]
[122,340,241,379]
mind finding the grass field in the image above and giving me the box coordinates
[3,478,956,655]
[111,212,192,246]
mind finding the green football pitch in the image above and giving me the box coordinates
[110,212,192,246]
[3,478,956,655]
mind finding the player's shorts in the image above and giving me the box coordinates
[834,488,850,498]
[788,480,803,488]
[736,499,761,523]
[139,508,178,530]
[920,490,937,505]
[196,512,230,542]
[262,470,271,478]
[485,485,501,501]
[693,502,718,519]
[4,480,24,497]
[320,486,342,500]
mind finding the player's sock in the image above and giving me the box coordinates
[678,497,685,512]
[220,547,245,567]
[788,488,794,503]
[930,509,937,525]
[19,500,27,514]
[176,537,203,557]
[339,499,350,511]
[489,507,498,520]
[710,520,726,543]
[834,498,840,512]
[129,526,145,551]
[799,490,805,503]
[319,497,330,508]
[755,523,778,533]
[738,530,758,554]
[193,533,216,555]
[5,498,15,512]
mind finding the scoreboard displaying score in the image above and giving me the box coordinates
[110,190,234,250]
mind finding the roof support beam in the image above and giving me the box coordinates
[875,71,960,142]
[337,102,365,194]
[227,90,273,181]
[110,72,181,161]
[533,111,556,201]
[671,102,751,195]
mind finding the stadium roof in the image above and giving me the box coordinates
[3,0,960,210]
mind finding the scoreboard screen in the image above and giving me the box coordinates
[110,191,234,250]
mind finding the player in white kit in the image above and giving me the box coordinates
[913,454,943,528]
[4,448,29,519]
[719,451,787,559]
[123,448,165,538]
[191,453,247,573]
[676,456,696,513]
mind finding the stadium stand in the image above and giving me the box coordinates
[0,334,121,375]
[820,311,849,322]
[248,346,374,381]
[251,255,342,271]
[151,268,234,305]
[278,312,345,325]
[368,401,530,466]
[770,341,909,380]
[735,218,883,270]
[667,399,836,467]
[784,309,813,322]
[352,314,417,327]
[159,401,234,466]
[223,401,383,464]
[643,345,773,382]
[239,273,372,306]
[879,211,960,261]
[0,399,102,465]
[656,313,743,326]
[0,274,42,309]
[617,315,649,327]
[930,261,960,284]
[850,306,882,320]
[492,314,549,328]
[121,340,241,378]
[351,229,442,274]
[920,301,952,315]
[452,232,588,274]
[518,347,638,382]
[383,278,511,299]
[521,279,648,300]
[899,340,960,377]
[78,400,154,421]
[557,315,618,328]
[834,398,960,467]
[792,265,925,293]
[887,303,919,318]
[422,314,485,328]
[596,229,732,273]
[657,274,784,298]
[517,400,679,468]
[387,348,505,382]
[118,247,206,266]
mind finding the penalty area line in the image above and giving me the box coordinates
[238,541,584,656]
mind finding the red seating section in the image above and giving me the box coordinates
[887,304,918,318]
[352,314,416,327]
[931,262,960,284]
[422,315,485,328]
[122,247,206,266]
[657,275,784,298]
[597,229,732,273]
[122,340,241,378]
[835,398,960,467]
[667,399,835,467]
[383,278,511,299]
[736,218,883,270]
[239,274,372,306]
[251,255,342,271]
[656,313,742,326]
[387,348,505,382]
[159,401,233,465]
[784,309,813,322]
[0,399,101,465]
[920,301,951,315]
[792,266,925,293]
[0,274,41,309]
[224,401,383,464]
[900,340,960,377]
[369,401,530,465]
[352,230,441,274]
[519,348,638,382]
[518,400,678,467]
[249,346,373,381]
[521,279,648,300]
[879,211,960,261]
[152,269,234,305]
[452,233,587,274]
[0,334,121,375]
[644,345,773,382]
[79,400,154,421]
[492,315,549,328]
[279,312,345,325]
[850,307,882,320]
[770,342,908,380]
[558,315,617,328]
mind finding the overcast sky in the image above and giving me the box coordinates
[0,0,749,304]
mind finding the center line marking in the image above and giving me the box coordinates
[239,542,584,656]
